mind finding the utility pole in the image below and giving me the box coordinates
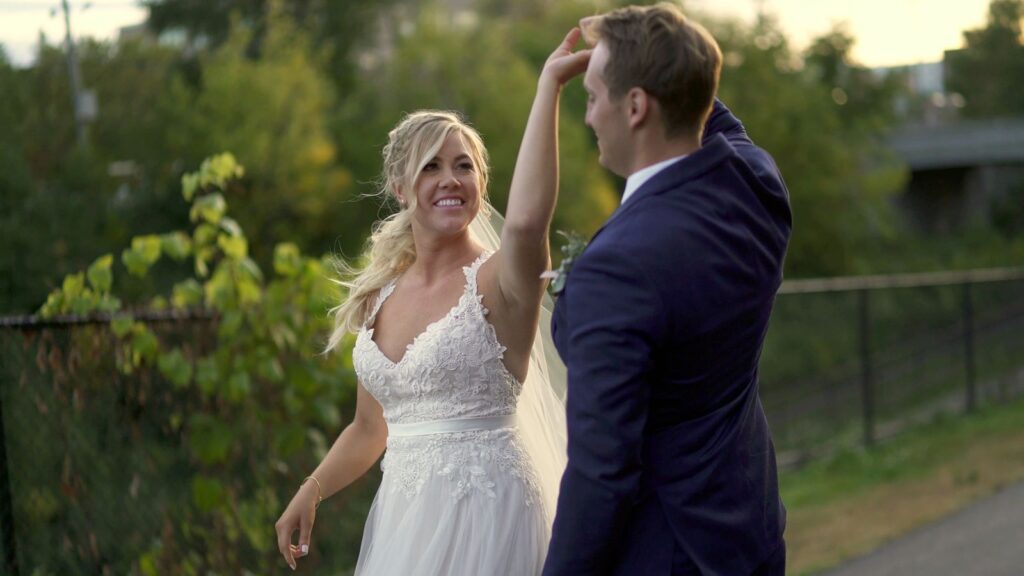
[753,0,768,25]
[61,0,92,149]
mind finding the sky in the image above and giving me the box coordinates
[0,0,997,69]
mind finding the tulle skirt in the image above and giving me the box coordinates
[354,429,550,575]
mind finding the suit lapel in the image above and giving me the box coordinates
[552,135,735,359]
[552,290,568,359]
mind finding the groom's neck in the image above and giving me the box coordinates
[626,132,700,177]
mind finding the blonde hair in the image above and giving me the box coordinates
[325,110,491,352]
[582,2,722,137]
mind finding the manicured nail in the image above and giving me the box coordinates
[301,544,308,554]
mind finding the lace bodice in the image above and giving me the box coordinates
[353,252,522,424]
[352,253,540,505]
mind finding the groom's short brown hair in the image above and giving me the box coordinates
[582,2,722,137]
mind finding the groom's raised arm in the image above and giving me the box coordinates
[543,245,667,575]
[703,99,790,209]
[704,99,785,177]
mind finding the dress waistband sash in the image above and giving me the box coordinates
[387,415,517,437]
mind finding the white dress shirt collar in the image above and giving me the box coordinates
[621,155,688,206]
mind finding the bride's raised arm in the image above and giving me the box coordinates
[494,28,591,312]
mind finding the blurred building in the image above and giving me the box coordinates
[355,0,480,71]
[873,61,965,127]
[877,59,1024,234]
[889,119,1024,233]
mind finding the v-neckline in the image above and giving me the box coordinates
[366,252,488,368]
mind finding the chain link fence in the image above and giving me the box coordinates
[761,268,1024,465]
[0,316,377,576]
[1,268,1023,574]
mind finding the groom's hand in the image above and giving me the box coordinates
[541,27,592,87]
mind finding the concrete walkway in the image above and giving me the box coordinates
[822,479,1024,576]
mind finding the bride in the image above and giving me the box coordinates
[274,29,591,573]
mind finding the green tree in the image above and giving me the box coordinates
[173,7,353,262]
[804,24,906,135]
[946,0,1024,118]
[331,4,618,258]
[0,35,206,314]
[714,15,906,276]
[144,0,405,94]
[34,153,367,573]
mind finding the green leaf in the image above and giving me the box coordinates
[139,552,159,576]
[189,415,233,465]
[205,266,235,309]
[314,402,341,430]
[86,254,113,292]
[158,349,193,389]
[237,276,262,305]
[110,315,134,338]
[272,424,306,456]
[217,234,248,260]
[274,243,302,277]
[172,279,204,309]
[61,272,86,300]
[122,236,161,277]
[238,257,264,283]
[218,310,244,339]
[194,256,209,278]
[194,223,218,247]
[308,427,328,460]
[161,232,192,261]
[200,152,244,189]
[97,294,122,313]
[38,290,64,318]
[195,357,220,397]
[191,475,225,512]
[226,371,252,403]
[219,217,243,237]
[132,235,163,263]
[257,357,285,383]
[130,326,160,364]
[190,193,227,225]
[238,499,273,552]
[122,248,150,277]
[181,172,200,203]
[194,246,215,278]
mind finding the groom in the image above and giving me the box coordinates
[545,4,791,575]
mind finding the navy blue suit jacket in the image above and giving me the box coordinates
[543,101,791,576]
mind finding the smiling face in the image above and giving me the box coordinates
[583,42,632,177]
[401,131,483,240]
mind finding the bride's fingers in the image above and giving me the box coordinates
[298,512,315,557]
[559,27,582,51]
[277,525,297,570]
[549,49,592,81]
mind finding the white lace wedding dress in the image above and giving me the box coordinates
[351,252,550,575]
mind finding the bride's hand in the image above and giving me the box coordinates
[275,482,319,570]
[541,27,592,87]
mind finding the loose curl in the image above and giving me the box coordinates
[325,111,491,352]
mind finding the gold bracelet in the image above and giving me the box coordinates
[302,475,323,509]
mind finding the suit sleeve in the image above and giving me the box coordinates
[703,99,784,185]
[542,247,668,575]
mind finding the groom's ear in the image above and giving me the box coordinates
[625,87,650,130]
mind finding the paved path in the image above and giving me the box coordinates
[822,479,1024,575]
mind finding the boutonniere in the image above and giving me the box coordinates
[540,230,588,297]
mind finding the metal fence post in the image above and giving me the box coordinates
[963,282,977,413]
[0,373,20,576]
[859,289,875,447]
